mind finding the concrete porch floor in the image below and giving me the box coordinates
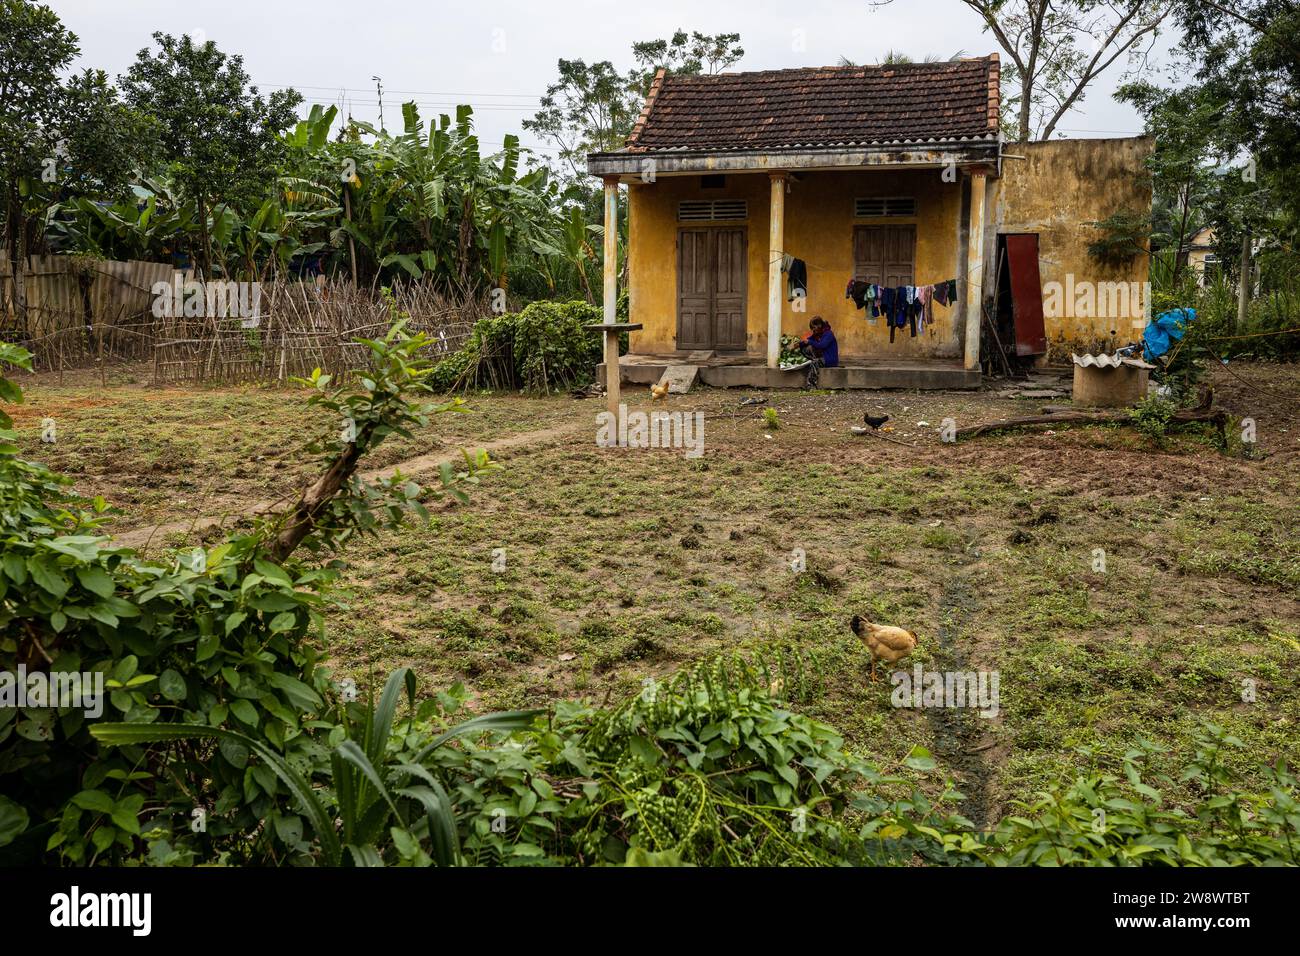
[600,352,980,390]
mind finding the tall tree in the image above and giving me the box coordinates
[0,1,151,333]
[525,31,744,182]
[872,1,1174,140]
[628,30,744,98]
[120,33,302,277]
[524,59,637,182]
[1174,0,1300,231]
[1117,81,1227,285]
[56,69,158,206]
[0,0,76,332]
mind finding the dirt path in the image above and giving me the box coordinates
[923,539,995,829]
[111,419,586,551]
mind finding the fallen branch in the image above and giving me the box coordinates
[956,405,1228,440]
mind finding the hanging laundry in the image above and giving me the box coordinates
[947,278,958,302]
[846,279,871,310]
[879,287,895,340]
[783,256,808,301]
[933,281,948,307]
[893,286,909,329]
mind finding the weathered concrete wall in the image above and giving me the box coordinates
[626,137,1153,361]
[627,169,966,360]
[991,137,1154,353]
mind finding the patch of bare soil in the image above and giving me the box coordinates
[111,419,588,550]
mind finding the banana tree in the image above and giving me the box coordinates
[45,176,196,262]
[556,201,601,302]
[346,104,564,292]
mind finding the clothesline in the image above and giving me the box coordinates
[845,278,958,342]
[772,249,979,345]
[771,249,983,285]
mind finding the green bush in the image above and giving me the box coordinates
[431,300,624,393]
[1131,393,1177,443]
[1193,271,1300,362]
[419,653,965,866]
[92,668,538,866]
[967,726,1299,866]
[0,328,493,865]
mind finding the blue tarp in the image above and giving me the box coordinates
[1143,307,1196,362]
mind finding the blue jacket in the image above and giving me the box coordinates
[807,327,839,367]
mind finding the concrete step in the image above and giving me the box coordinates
[657,365,700,394]
[602,362,979,391]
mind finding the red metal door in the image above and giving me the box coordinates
[1004,233,1047,356]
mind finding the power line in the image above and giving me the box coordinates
[264,82,542,100]
[300,98,539,111]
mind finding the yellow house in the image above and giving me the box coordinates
[1184,227,1218,286]
[586,55,1153,390]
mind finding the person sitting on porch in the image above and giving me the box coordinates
[795,316,839,386]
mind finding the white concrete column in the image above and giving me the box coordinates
[766,172,786,369]
[963,170,987,371]
[602,176,620,415]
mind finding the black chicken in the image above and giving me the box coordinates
[863,413,890,430]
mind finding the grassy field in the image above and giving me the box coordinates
[11,362,1300,825]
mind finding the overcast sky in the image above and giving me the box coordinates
[49,0,1175,164]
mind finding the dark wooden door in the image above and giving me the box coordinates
[677,227,748,350]
[677,229,712,350]
[853,225,915,287]
[712,228,747,350]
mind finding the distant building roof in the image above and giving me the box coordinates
[620,55,1001,154]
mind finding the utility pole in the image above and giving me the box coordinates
[372,76,385,133]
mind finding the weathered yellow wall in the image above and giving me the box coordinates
[627,170,966,360]
[992,137,1154,353]
[626,137,1153,362]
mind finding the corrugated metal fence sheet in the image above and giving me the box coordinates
[0,251,172,337]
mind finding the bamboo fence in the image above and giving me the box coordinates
[0,254,484,385]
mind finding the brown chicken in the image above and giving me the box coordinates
[650,382,670,400]
[851,614,919,681]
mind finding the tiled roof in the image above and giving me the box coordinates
[624,56,1000,153]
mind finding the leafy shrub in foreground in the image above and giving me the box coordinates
[0,326,492,865]
[964,727,1299,866]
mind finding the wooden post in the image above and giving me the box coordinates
[767,172,786,369]
[1235,229,1250,334]
[963,170,987,371]
[602,176,620,417]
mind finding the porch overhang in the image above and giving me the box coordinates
[586,139,1001,179]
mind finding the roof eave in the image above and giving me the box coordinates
[586,140,1001,177]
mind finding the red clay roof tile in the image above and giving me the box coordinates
[624,56,1000,153]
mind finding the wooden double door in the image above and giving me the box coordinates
[853,225,915,288]
[677,227,748,351]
